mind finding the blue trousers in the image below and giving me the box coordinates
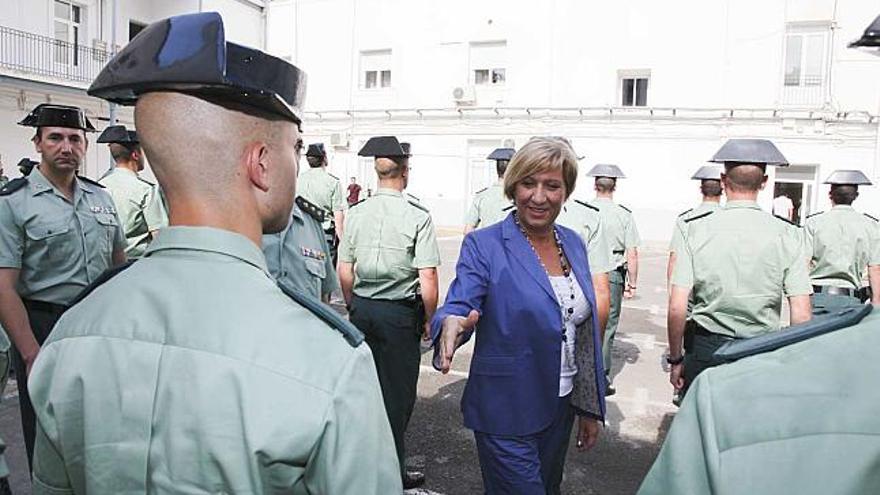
[474,394,576,495]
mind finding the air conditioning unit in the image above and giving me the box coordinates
[452,86,476,105]
[330,132,350,148]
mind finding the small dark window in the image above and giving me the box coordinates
[621,77,649,106]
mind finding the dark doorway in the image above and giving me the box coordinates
[773,182,804,224]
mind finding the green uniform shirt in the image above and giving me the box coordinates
[0,167,126,305]
[99,167,168,258]
[464,183,513,229]
[263,204,338,300]
[297,167,345,230]
[672,200,812,338]
[557,199,614,274]
[804,205,880,289]
[669,201,722,254]
[594,197,640,269]
[29,226,401,494]
[639,307,880,495]
[339,188,441,300]
[0,326,9,478]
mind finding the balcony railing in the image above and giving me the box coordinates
[782,75,827,108]
[0,25,109,85]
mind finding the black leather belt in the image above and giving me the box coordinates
[22,299,69,315]
[813,285,856,297]
[612,249,625,255]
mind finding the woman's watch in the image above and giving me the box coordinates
[666,354,684,365]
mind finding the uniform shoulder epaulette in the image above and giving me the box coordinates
[77,175,105,189]
[618,204,632,213]
[69,261,136,306]
[864,213,879,222]
[349,197,368,208]
[0,177,28,196]
[683,210,714,223]
[677,208,694,217]
[277,283,364,347]
[295,196,325,223]
[407,193,420,202]
[474,187,488,195]
[773,214,800,227]
[136,176,155,187]
[806,211,824,219]
[408,199,429,213]
[575,199,600,212]
[328,172,339,180]
[502,204,515,212]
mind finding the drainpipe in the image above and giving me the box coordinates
[108,0,118,126]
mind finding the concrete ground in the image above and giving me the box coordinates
[0,236,677,495]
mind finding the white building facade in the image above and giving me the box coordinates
[0,0,267,180]
[267,0,880,241]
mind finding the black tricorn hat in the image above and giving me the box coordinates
[358,136,408,158]
[97,125,139,144]
[849,15,880,48]
[18,104,96,132]
[824,170,872,186]
[306,143,326,158]
[88,12,307,125]
[487,148,515,161]
[710,139,789,166]
[691,165,723,181]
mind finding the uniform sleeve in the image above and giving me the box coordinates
[319,233,340,296]
[412,214,441,269]
[32,419,73,495]
[112,210,127,252]
[625,212,641,249]
[782,227,812,297]
[669,218,685,253]
[637,372,719,495]
[304,345,402,494]
[670,222,694,289]
[331,180,346,212]
[802,220,815,262]
[0,199,23,269]
[143,186,168,231]
[587,218,613,274]
[337,214,356,263]
[463,195,481,227]
[868,221,880,266]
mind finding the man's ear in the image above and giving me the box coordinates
[759,175,769,191]
[245,142,271,192]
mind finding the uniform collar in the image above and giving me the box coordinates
[701,201,721,208]
[376,187,404,198]
[144,226,269,274]
[832,204,855,211]
[30,166,93,198]
[594,197,614,204]
[111,167,139,178]
[724,200,761,209]
[291,204,305,224]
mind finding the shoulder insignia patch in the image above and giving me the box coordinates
[773,214,801,227]
[618,204,632,213]
[408,200,429,213]
[502,204,515,212]
[77,175,105,189]
[683,210,714,223]
[864,213,879,222]
[277,283,364,347]
[0,177,28,196]
[296,196,326,223]
[678,208,694,217]
[69,261,136,306]
[575,199,600,211]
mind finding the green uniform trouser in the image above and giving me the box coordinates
[349,295,422,479]
[681,322,733,398]
[604,268,625,384]
[811,292,861,316]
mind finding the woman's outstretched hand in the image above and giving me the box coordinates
[438,310,480,374]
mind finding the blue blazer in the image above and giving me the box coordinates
[431,213,606,436]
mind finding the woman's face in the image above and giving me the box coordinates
[514,167,567,233]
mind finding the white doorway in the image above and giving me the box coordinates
[773,164,819,225]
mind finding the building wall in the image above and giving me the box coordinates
[269,0,880,240]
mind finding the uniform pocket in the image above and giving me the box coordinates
[304,258,326,280]
[25,220,70,241]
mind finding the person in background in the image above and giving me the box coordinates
[772,192,794,221]
[97,125,168,258]
[667,165,723,283]
[464,147,515,233]
[434,137,604,495]
[347,176,362,206]
[298,143,345,262]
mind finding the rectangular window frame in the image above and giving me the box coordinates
[469,41,507,87]
[618,69,650,107]
[783,24,830,88]
[359,49,392,91]
[53,0,84,67]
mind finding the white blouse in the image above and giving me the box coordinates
[549,275,591,397]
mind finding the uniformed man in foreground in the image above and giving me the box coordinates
[464,147,515,232]
[263,196,338,302]
[97,125,168,257]
[339,136,441,489]
[587,163,639,395]
[805,170,880,312]
[0,103,127,466]
[29,12,400,493]
[298,142,345,261]
[667,139,812,397]
[667,165,723,283]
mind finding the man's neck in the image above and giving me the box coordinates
[166,197,264,248]
[378,178,405,192]
[38,164,76,200]
[595,192,614,201]
[726,191,759,202]
[702,196,721,204]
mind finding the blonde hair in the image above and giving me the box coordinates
[503,136,578,200]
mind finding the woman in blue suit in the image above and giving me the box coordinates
[432,137,605,494]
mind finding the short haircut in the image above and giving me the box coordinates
[723,163,766,193]
[594,177,616,193]
[375,156,408,178]
[700,179,723,197]
[830,184,858,205]
[496,159,509,178]
[503,137,578,200]
[109,142,139,163]
[306,155,325,168]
